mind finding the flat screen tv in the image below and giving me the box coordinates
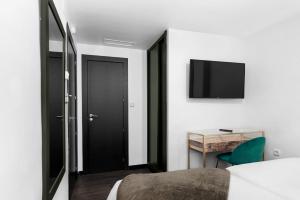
[189,59,245,98]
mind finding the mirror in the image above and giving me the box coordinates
[41,1,66,199]
[48,4,64,188]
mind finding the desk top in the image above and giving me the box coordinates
[188,128,264,136]
[188,128,265,154]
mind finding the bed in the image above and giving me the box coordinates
[107,158,300,200]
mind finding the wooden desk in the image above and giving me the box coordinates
[187,129,264,168]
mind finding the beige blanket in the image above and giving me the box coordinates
[117,168,230,200]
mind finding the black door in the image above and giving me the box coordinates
[82,55,128,174]
[48,52,64,181]
[67,25,78,197]
[147,32,167,172]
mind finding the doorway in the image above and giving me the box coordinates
[82,55,128,174]
[147,32,167,172]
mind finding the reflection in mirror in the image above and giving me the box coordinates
[67,26,78,193]
[48,6,64,188]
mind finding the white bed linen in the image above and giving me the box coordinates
[107,180,121,200]
[107,158,300,200]
[227,157,300,200]
[228,175,284,200]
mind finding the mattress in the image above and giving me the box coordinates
[107,158,300,200]
[227,157,300,200]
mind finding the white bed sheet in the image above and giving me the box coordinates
[227,157,300,200]
[107,180,121,200]
[107,158,300,200]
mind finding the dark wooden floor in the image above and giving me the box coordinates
[71,168,150,200]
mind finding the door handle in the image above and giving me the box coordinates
[89,114,99,118]
[89,113,99,122]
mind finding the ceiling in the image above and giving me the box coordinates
[66,0,300,49]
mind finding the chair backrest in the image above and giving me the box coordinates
[230,137,266,165]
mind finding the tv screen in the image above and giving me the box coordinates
[189,59,245,98]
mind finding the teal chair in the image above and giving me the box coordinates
[216,137,265,167]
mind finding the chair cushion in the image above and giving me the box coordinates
[217,152,232,163]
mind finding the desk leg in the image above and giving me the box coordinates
[202,136,206,168]
[262,131,265,161]
[203,152,206,168]
[187,134,190,169]
[188,148,190,169]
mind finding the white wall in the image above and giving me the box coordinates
[167,29,248,171]
[167,18,300,171]
[76,44,147,171]
[0,0,69,199]
[244,14,300,161]
[0,1,42,199]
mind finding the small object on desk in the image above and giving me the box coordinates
[219,129,233,132]
[187,129,265,168]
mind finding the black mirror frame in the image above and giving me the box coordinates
[40,0,66,199]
